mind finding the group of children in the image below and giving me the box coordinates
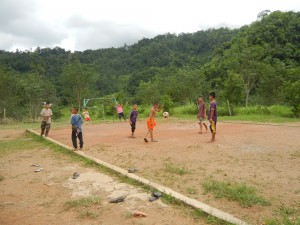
[39,92,217,150]
[197,92,217,142]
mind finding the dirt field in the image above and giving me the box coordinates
[0,130,205,225]
[46,119,300,224]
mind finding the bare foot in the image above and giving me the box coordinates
[199,131,203,134]
[207,140,215,143]
[144,138,148,143]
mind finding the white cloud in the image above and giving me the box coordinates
[0,0,299,51]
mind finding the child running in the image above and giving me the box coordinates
[116,104,126,122]
[82,108,92,124]
[144,103,161,143]
[208,92,217,143]
[40,102,53,137]
[71,107,83,150]
[129,104,140,138]
[197,96,208,134]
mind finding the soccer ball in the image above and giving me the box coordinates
[163,112,169,118]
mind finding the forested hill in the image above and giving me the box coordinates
[0,27,238,95]
[0,10,299,119]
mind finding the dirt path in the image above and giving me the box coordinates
[47,119,300,224]
[0,131,204,225]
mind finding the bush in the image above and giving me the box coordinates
[235,105,293,117]
[173,104,198,116]
[267,105,293,117]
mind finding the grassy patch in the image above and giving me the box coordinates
[64,196,101,210]
[0,137,44,157]
[186,187,198,195]
[290,151,300,158]
[0,175,4,181]
[264,205,300,225]
[202,179,270,207]
[164,163,191,175]
[79,210,99,219]
[192,209,233,225]
[161,194,232,225]
[220,115,299,123]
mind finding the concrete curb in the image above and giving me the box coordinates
[27,129,249,225]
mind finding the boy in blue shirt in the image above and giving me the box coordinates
[71,107,83,150]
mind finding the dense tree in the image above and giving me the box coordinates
[60,60,96,111]
[0,11,299,119]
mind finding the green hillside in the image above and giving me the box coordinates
[0,10,299,120]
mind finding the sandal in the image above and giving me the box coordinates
[72,172,80,179]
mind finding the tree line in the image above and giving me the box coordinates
[0,10,299,121]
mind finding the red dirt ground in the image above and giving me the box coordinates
[45,119,300,224]
[0,130,205,225]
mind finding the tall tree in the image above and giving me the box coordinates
[60,60,95,111]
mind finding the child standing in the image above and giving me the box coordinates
[40,102,53,137]
[144,103,161,143]
[197,97,208,134]
[116,104,126,122]
[82,108,92,124]
[129,104,140,138]
[208,92,217,143]
[71,107,83,150]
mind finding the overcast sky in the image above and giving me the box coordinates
[0,0,299,52]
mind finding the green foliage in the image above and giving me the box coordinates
[202,179,270,207]
[79,210,99,219]
[164,162,191,175]
[160,94,174,113]
[173,104,198,116]
[284,80,300,117]
[0,137,44,157]
[264,205,300,225]
[63,196,101,210]
[60,59,96,109]
[0,11,299,120]
[186,187,198,195]
[224,71,245,106]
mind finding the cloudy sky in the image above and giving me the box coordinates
[1,0,299,51]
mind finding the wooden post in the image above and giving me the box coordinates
[3,108,6,122]
[227,100,232,116]
[102,104,105,121]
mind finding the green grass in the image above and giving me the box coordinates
[170,104,300,123]
[192,209,233,225]
[0,175,4,181]
[264,205,300,225]
[0,137,46,157]
[186,187,198,195]
[64,196,102,210]
[164,162,191,175]
[79,210,99,219]
[202,179,270,207]
[220,115,299,123]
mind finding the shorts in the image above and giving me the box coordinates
[84,117,91,121]
[147,118,156,130]
[41,121,51,130]
[198,117,206,124]
[209,121,217,134]
[118,113,125,118]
